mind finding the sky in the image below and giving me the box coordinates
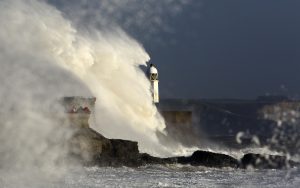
[51,0,300,99]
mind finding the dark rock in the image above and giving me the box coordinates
[69,127,142,167]
[240,153,298,169]
[110,139,139,159]
[139,153,177,166]
[137,150,239,168]
[68,128,112,164]
[62,97,300,169]
[68,127,300,169]
[176,150,239,168]
[96,139,142,167]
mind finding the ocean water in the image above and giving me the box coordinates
[1,165,297,188]
[62,166,300,188]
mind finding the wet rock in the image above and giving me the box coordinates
[139,153,177,166]
[240,153,298,169]
[68,128,112,163]
[176,150,239,168]
[68,127,300,169]
[95,139,142,167]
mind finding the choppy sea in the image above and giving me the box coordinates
[1,165,299,188]
[65,166,300,188]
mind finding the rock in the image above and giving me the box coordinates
[135,150,239,168]
[68,128,299,169]
[68,127,142,167]
[66,126,298,169]
[240,153,298,169]
[138,153,177,166]
[95,139,142,167]
[61,97,300,169]
[68,128,112,164]
[176,150,239,168]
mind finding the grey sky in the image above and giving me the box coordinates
[135,0,300,99]
[50,0,300,99]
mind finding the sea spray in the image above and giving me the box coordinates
[54,28,173,156]
[0,0,94,184]
[30,6,173,156]
[0,2,190,179]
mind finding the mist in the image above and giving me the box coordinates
[0,1,194,184]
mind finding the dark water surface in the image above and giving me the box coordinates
[62,165,300,188]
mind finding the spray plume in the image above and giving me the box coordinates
[0,2,194,183]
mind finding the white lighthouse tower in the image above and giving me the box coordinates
[149,64,159,103]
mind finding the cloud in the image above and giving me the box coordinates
[48,0,193,40]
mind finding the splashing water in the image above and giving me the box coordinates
[34,2,175,156]
[0,2,188,181]
[61,29,173,156]
[0,0,94,183]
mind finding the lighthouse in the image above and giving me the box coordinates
[149,64,159,103]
